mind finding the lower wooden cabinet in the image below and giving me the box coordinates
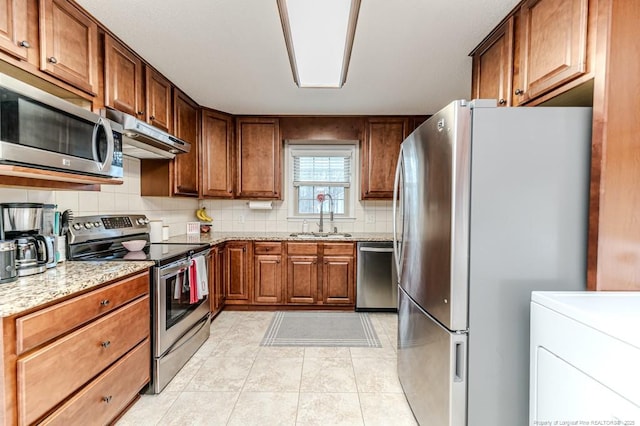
[39,338,150,426]
[1,271,151,425]
[213,241,356,308]
[209,245,226,316]
[224,241,251,304]
[254,243,284,304]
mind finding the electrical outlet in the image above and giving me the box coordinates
[365,213,375,224]
[238,214,245,224]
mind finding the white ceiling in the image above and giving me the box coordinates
[75,0,520,115]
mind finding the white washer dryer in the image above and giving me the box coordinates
[530,291,640,424]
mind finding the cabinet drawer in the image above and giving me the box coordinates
[254,242,282,255]
[16,272,149,354]
[323,243,355,256]
[40,338,150,426]
[17,296,150,425]
[286,242,318,255]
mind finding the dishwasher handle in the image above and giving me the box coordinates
[359,247,394,253]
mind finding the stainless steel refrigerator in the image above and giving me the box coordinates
[393,100,592,426]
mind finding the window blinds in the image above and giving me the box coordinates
[292,151,351,187]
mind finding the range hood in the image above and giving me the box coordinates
[101,108,190,159]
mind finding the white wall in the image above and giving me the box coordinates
[0,157,393,236]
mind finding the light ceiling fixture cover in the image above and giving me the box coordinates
[277,0,361,88]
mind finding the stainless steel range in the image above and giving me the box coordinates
[67,214,211,394]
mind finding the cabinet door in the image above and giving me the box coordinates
[236,117,281,199]
[224,242,250,302]
[39,0,98,94]
[173,89,199,196]
[201,109,234,198]
[471,16,514,107]
[286,255,318,304]
[145,66,173,132]
[104,35,144,118]
[254,254,283,304]
[515,0,589,104]
[0,0,28,60]
[361,118,409,199]
[322,256,355,305]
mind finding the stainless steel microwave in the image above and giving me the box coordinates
[0,73,123,178]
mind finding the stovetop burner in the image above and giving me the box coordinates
[67,214,209,266]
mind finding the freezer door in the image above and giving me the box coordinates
[398,287,467,426]
[400,100,471,331]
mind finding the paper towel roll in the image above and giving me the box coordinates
[247,201,273,210]
[149,220,163,243]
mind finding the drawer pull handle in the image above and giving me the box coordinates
[101,340,111,348]
[100,299,110,306]
[102,395,113,404]
[48,56,58,64]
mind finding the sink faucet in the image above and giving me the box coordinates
[318,193,334,233]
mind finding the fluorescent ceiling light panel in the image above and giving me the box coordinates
[278,0,360,88]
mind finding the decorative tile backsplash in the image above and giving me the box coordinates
[0,157,393,237]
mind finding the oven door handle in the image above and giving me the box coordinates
[160,260,192,277]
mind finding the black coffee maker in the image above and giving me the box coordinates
[0,203,49,277]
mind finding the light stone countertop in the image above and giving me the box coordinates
[0,232,391,318]
[164,231,394,245]
[0,261,154,318]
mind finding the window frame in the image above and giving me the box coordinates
[286,143,358,220]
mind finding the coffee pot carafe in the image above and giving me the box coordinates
[0,203,49,277]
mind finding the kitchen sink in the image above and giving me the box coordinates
[289,232,352,239]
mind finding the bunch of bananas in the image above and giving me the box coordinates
[195,207,213,223]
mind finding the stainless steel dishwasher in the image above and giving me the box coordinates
[356,241,397,311]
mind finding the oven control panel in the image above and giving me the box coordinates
[68,214,150,244]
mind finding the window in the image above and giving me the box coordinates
[288,144,356,218]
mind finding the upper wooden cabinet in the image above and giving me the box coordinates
[0,0,29,60]
[515,0,590,104]
[173,89,199,196]
[471,16,514,106]
[145,66,173,133]
[471,0,595,106]
[104,35,144,118]
[361,118,410,199]
[235,117,281,199]
[39,0,98,94]
[201,109,234,198]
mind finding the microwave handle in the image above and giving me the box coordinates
[92,117,114,172]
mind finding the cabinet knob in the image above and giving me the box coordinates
[276,260,280,264]
[102,395,113,404]
[100,299,110,307]
[150,115,156,120]
[48,56,58,64]
[498,99,506,105]
[101,340,111,348]
[20,40,30,48]
[514,89,523,95]
[137,111,144,116]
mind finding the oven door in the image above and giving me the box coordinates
[155,252,211,356]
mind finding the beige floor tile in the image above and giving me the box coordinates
[243,357,303,392]
[352,358,403,393]
[304,346,351,358]
[185,356,254,392]
[300,357,357,393]
[296,392,364,425]
[258,346,305,358]
[210,338,261,358]
[359,392,418,426]
[163,355,207,392]
[116,391,180,425]
[349,344,397,359]
[157,391,238,425]
[223,326,267,343]
[227,391,298,426]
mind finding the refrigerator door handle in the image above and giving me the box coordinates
[392,146,404,281]
[454,341,465,382]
